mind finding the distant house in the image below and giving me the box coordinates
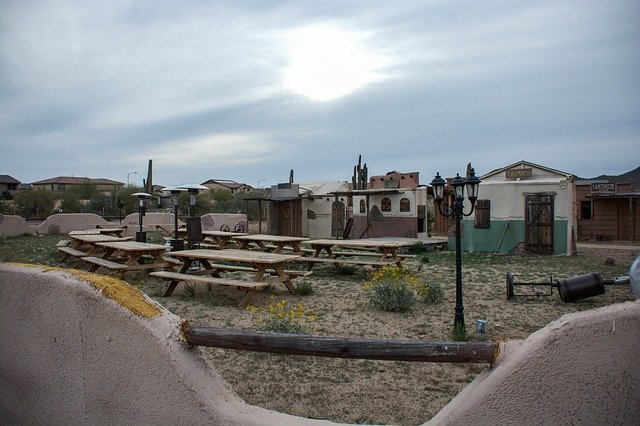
[459,160,576,255]
[30,176,124,195]
[202,179,253,194]
[0,175,21,196]
[575,179,639,242]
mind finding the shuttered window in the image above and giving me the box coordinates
[474,199,490,228]
[400,198,410,212]
[381,197,392,212]
[359,199,366,213]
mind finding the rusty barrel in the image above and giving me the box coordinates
[557,273,605,302]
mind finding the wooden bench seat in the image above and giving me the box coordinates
[56,239,71,247]
[300,257,396,267]
[149,271,270,306]
[57,246,88,261]
[328,251,417,259]
[196,263,314,278]
[82,256,128,271]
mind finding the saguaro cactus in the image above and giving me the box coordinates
[352,155,368,190]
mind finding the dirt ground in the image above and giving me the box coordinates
[133,241,640,425]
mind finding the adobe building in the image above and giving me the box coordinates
[348,171,431,239]
[575,180,639,241]
[267,181,351,238]
[458,161,576,255]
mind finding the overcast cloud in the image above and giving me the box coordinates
[1,0,638,187]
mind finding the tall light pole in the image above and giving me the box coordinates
[127,171,138,186]
[430,167,481,331]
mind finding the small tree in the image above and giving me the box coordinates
[59,191,83,213]
[13,189,56,219]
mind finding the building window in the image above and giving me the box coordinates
[580,201,592,220]
[474,199,490,229]
[381,197,391,212]
[307,210,317,220]
[400,198,410,212]
[359,199,366,213]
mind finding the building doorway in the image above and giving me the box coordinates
[525,193,555,254]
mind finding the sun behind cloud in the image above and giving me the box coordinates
[282,24,391,102]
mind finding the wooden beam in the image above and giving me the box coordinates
[183,325,498,364]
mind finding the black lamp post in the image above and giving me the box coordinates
[131,192,152,242]
[162,186,187,251]
[430,167,481,330]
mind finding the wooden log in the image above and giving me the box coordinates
[183,326,498,364]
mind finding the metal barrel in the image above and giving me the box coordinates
[557,273,605,302]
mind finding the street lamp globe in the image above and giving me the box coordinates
[430,172,446,202]
[452,174,465,200]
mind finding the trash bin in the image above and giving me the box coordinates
[557,273,605,302]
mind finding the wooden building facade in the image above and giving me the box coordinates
[576,181,639,241]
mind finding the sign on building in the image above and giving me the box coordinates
[505,168,533,179]
[590,183,616,195]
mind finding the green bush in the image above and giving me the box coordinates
[414,282,444,304]
[452,323,468,341]
[368,279,416,312]
[295,281,314,295]
[419,254,430,263]
[336,265,356,275]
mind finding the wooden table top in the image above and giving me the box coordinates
[95,241,167,252]
[202,230,248,237]
[69,234,130,243]
[235,234,309,243]
[305,238,416,248]
[168,248,301,264]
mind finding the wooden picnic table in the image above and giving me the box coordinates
[58,234,132,263]
[83,241,172,273]
[69,227,126,237]
[234,234,309,254]
[202,230,247,248]
[302,238,416,269]
[154,249,304,306]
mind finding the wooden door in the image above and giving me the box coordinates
[332,201,346,237]
[276,200,302,237]
[525,193,554,254]
[617,200,630,240]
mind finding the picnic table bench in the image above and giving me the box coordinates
[160,249,304,306]
[84,241,174,273]
[301,238,417,270]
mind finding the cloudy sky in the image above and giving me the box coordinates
[1,0,638,188]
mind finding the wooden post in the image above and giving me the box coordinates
[183,325,498,364]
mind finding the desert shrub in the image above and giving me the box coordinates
[452,323,468,341]
[419,254,430,263]
[295,281,314,295]
[247,298,316,334]
[413,281,444,304]
[367,279,416,312]
[408,242,428,254]
[336,265,356,275]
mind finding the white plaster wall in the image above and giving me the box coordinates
[0,214,31,237]
[0,264,333,425]
[429,300,640,425]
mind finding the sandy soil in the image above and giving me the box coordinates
[140,242,638,425]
